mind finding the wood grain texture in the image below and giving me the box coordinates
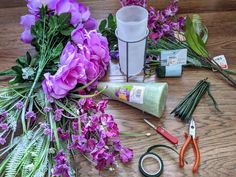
[0,0,236,176]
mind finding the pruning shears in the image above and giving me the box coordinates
[179,118,200,173]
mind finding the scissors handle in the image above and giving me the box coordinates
[179,132,192,168]
[179,132,200,173]
[192,137,200,173]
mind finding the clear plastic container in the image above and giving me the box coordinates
[116,5,148,76]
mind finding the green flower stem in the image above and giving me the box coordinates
[49,111,60,150]
[21,105,27,133]
[78,113,81,135]
[69,86,107,99]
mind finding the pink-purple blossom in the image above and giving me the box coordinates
[96,100,108,113]
[91,148,115,170]
[0,110,7,121]
[119,146,134,163]
[53,150,70,177]
[0,137,6,145]
[20,14,36,28]
[57,127,70,140]
[99,114,119,138]
[69,99,133,170]
[15,101,24,110]
[20,14,36,43]
[120,0,147,7]
[55,0,92,27]
[71,24,86,44]
[148,0,185,41]
[54,109,63,121]
[20,29,34,44]
[42,30,110,100]
[70,135,97,153]
[0,123,9,131]
[113,140,133,163]
[43,128,52,136]
[43,107,52,113]
[79,98,95,111]
[25,111,37,120]
[27,0,57,14]
[21,0,97,44]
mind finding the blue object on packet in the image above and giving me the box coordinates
[165,65,182,77]
[157,49,187,78]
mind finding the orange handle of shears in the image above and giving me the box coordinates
[179,132,191,168]
[179,132,200,173]
[192,137,200,173]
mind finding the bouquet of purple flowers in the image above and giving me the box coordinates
[0,0,133,176]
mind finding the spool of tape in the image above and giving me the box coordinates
[157,65,182,78]
[139,145,179,177]
[139,152,164,177]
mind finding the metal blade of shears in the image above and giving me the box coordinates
[189,119,196,138]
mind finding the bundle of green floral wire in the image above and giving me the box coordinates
[171,78,220,122]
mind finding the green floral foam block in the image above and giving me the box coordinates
[98,82,168,118]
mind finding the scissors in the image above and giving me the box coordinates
[179,118,200,173]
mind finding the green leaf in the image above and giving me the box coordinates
[11,66,22,75]
[16,57,28,68]
[99,19,107,32]
[31,21,43,38]
[35,89,46,108]
[60,26,74,36]
[39,5,47,19]
[185,16,209,58]
[9,65,24,84]
[49,15,58,29]
[26,52,32,65]
[9,75,24,85]
[108,14,116,29]
[192,14,208,44]
[52,42,63,58]
[58,13,71,26]
[0,69,16,76]
[187,57,205,68]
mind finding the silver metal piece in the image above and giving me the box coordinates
[144,119,156,130]
[189,119,196,138]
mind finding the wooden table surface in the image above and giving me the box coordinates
[0,0,236,176]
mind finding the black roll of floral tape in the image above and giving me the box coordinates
[139,152,164,177]
[138,144,179,177]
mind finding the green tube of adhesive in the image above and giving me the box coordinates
[97,82,168,118]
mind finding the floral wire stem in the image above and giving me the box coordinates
[33,100,46,116]
[76,110,81,135]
